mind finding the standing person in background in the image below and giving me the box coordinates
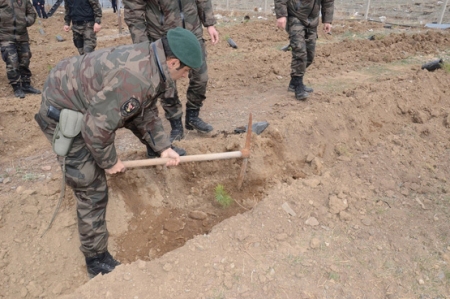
[123,0,219,158]
[274,0,334,101]
[32,0,48,19]
[0,0,41,98]
[111,0,117,13]
[63,0,102,55]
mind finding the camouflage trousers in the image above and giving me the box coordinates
[160,39,209,120]
[0,40,32,85]
[35,99,109,258]
[286,17,318,77]
[71,21,97,55]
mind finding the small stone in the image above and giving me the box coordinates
[305,217,319,226]
[329,195,348,214]
[310,238,321,249]
[188,210,208,220]
[23,190,37,196]
[361,217,372,226]
[281,202,296,216]
[302,178,321,188]
[123,272,132,281]
[41,166,52,171]
[305,153,315,163]
[163,219,185,232]
[163,263,173,272]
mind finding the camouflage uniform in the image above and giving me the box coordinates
[274,0,334,77]
[123,0,216,120]
[64,0,102,55]
[0,0,37,86]
[35,40,174,257]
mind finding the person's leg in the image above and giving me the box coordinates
[159,87,184,142]
[71,24,85,55]
[35,99,120,278]
[287,17,309,100]
[83,21,97,54]
[34,4,42,18]
[17,41,41,94]
[185,39,213,133]
[0,41,24,98]
[124,111,186,158]
[41,4,48,19]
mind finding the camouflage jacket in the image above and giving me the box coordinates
[42,40,174,169]
[64,0,102,25]
[274,0,334,28]
[0,0,36,42]
[123,0,216,44]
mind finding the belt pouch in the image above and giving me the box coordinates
[52,109,83,156]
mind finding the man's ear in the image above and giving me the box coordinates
[166,58,181,70]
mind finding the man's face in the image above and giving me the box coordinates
[167,59,191,80]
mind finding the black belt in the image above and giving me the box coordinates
[73,20,92,26]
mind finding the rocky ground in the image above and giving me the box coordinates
[1,8,450,299]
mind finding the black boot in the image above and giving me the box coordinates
[185,109,213,133]
[169,117,184,142]
[146,144,186,159]
[21,82,41,94]
[294,76,309,101]
[12,84,25,98]
[86,251,120,279]
[288,76,313,93]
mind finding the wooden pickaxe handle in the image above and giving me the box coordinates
[122,150,246,168]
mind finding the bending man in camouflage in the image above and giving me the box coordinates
[274,0,334,101]
[123,0,219,156]
[63,0,102,55]
[35,28,203,278]
[0,0,41,98]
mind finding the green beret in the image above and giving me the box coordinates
[167,27,203,69]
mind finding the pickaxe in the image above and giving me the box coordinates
[122,113,253,189]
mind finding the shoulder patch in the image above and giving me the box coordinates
[121,97,141,117]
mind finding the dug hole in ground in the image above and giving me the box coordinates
[0,10,450,299]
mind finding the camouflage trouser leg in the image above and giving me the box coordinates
[159,87,183,121]
[0,40,32,85]
[72,21,97,55]
[186,39,208,110]
[287,17,317,77]
[35,101,109,258]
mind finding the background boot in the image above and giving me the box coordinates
[12,84,25,98]
[146,144,186,159]
[86,251,120,279]
[294,76,309,101]
[288,76,314,93]
[169,118,185,142]
[21,82,41,94]
[185,109,213,133]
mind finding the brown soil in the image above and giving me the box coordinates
[1,9,450,299]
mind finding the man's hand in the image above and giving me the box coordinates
[63,25,70,32]
[160,147,180,166]
[276,17,287,30]
[94,23,102,33]
[207,26,219,45]
[105,159,126,175]
[323,23,332,34]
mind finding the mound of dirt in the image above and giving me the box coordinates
[1,9,450,299]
